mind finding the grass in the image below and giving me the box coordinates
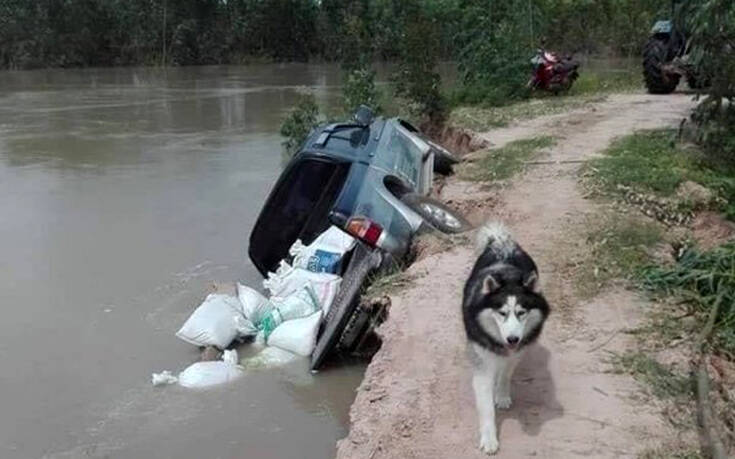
[448,67,641,131]
[585,129,735,219]
[610,351,694,399]
[582,128,735,355]
[578,213,663,295]
[641,242,735,358]
[568,68,642,96]
[449,96,599,130]
[363,261,413,299]
[458,136,555,182]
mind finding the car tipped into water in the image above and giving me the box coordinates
[249,106,471,370]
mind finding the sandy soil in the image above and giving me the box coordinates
[336,93,697,458]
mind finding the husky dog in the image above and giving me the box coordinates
[462,222,550,455]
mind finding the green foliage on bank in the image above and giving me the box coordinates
[0,0,672,71]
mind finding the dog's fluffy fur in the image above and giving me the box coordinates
[462,222,550,455]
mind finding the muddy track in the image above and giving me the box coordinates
[335,93,696,459]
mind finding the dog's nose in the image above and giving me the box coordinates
[507,336,520,345]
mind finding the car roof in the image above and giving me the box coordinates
[298,117,420,163]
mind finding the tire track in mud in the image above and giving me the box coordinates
[336,93,696,459]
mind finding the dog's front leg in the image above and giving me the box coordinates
[496,353,522,409]
[473,370,499,455]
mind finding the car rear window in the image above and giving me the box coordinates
[249,158,350,275]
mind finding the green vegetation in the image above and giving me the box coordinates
[363,262,412,299]
[642,243,735,357]
[459,136,555,182]
[0,1,671,73]
[684,0,735,158]
[568,68,641,96]
[450,96,598,130]
[585,130,735,219]
[279,93,321,159]
[581,214,663,294]
[580,130,735,457]
[391,0,446,125]
[610,351,694,399]
[452,0,664,106]
[342,68,381,115]
[453,0,531,107]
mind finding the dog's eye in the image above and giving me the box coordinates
[517,310,527,318]
[497,311,508,318]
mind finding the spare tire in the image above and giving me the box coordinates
[310,242,382,371]
[401,194,472,234]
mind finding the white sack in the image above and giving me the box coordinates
[178,350,243,389]
[176,294,247,349]
[264,261,342,313]
[290,226,356,274]
[260,285,320,337]
[242,346,299,369]
[236,283,274,324]
[267,311,323,357]
[151,370,178,386]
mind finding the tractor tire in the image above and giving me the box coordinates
[643,37,680,94]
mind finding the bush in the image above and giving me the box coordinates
[279,93,320,158]
[455,0,532,107]
[342,68,381,115]
[642,242,735,357]
[685,0,735,158]
[392,0,446,125]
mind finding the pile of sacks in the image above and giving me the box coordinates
[153,227,355,389]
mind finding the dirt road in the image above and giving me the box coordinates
[336,93,697,458]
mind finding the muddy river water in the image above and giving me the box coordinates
[0,64,365,459]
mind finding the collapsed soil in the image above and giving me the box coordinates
[336,93,697,458]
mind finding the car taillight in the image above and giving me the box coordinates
[346,217,383,247]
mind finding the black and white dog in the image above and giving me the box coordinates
[462,223,550,455]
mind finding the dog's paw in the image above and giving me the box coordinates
[479,434,499,455]
[495,395,512,410]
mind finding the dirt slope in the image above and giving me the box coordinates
[336,93,697,459]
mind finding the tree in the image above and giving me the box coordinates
[392,0,446,125]
[686,0,735,155]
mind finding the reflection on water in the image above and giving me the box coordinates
[0,64,364,459]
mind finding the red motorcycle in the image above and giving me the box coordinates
[527,49,580,93]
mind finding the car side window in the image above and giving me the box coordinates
[385,127,425,186]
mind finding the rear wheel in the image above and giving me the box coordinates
[643,37,680,94]
[401,194,472,234]
[310,242,382,371]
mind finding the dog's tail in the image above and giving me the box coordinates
[475,221,515,256]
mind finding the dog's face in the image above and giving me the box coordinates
[471,270,549,351]
[477,293,545,350]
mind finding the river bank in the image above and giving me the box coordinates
[336,93,698,458]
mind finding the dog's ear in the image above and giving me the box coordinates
[481,274,501,295]
[523,271,540,292]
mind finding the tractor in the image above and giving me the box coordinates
[642,0,705,94]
